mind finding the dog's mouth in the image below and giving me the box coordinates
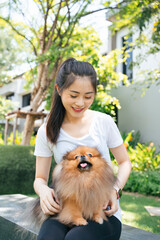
[77,160,92,171]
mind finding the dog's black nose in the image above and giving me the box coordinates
[81,155,86,161]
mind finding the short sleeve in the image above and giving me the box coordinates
[107,116,123,148]
[34,124,53,157]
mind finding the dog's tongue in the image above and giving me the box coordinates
[80,163,87,168]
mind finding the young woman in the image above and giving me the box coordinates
[34,58,132,240]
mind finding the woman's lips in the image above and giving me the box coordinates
[72,107,84,112]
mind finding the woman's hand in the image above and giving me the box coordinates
[103,190,118,217]
[39,185,61,216]
[34,157,61,216]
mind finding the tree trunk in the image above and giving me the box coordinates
[21,114,35,145]
[21,62,57,145]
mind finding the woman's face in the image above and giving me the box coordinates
[59,76,95,120]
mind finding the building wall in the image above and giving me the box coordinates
[111,85,160,149]
[110,25,160,149]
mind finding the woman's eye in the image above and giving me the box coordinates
[85,97,92,99]
[71,95,77,98]
[88,153,92,157]
[75,155,79,159]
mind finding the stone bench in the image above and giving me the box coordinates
[0,194,159,240]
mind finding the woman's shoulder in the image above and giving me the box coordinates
[90,110,112,122]
[88,110,114,133]
[37,122,47,136]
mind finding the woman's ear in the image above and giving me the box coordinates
[55,84,61,96]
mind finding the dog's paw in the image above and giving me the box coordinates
[74,218,88,226]
[94,216,103,224]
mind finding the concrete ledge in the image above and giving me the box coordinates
[0,216,37,240]
[0,194,159,240]
[0,194,38,240]
[121,224,160,240]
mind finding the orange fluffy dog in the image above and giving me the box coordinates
[31,146,114,227]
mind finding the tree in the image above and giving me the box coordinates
[108,0,160,91]
[0,0,127,145]
[0,96,18,119]
[0,24,27,85]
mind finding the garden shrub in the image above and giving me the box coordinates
[122,131,160,171]
[114,130,160,196]
[122,130,140,148]
[90,84,120,119]
[0,131,36,145]
[128,143,160,171]
[124,170,160,197]
[0,145,55,194]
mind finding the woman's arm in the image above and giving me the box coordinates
[104,143,132,217]
[110,143,132,190]
[34,156,61,215]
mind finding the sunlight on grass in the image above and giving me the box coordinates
[120,192,160,234]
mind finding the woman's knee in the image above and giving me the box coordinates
[64,217,122,240]
[37,218,69,240]
[64,223,96,240]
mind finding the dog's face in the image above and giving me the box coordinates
[63,146,104,172]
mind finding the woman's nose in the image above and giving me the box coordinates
[75,97,84,107]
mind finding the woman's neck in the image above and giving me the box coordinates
[64,110,89,125]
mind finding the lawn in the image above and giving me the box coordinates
[120,192,160,235]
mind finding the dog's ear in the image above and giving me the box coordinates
[63,151,74,160]
[63,149,79,161]
[63,152,68,160]
[87,147,102,158]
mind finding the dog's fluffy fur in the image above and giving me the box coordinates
[30,146,115,227]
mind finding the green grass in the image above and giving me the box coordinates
[120,192,160,234]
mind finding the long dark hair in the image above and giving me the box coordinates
[46,58,97,144]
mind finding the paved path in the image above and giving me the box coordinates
[0,194,160,240]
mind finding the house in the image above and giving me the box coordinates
[106,12,160,150]
[0,74,47,136]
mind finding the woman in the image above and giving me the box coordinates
[34,58,132,240]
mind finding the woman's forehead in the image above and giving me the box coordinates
[67,77,95,92]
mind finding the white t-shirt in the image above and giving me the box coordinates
[34,110,123,222]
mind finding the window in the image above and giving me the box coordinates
[6,93,14,101]
[22,93,31,107]
[122,36,133,81]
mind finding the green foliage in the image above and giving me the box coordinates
[110,0,160,35]
[124,170,160,197]
[0,145,36,194]
[0,131,36,145]
[122,131,160,171]
[0,145,55,194]
[152,20,160,44]
[0,96,18,119]
[90,84,121,118]
[120,130,160,197]
[0,132,4,145]
[109,0,160,88]
[122,130,140,149]
[128,143,160,171]
[0,23,28,84]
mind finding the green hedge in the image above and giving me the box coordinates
[124,170,160,197]
[0,145,55,194]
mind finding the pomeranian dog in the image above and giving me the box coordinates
[30,146,115,227]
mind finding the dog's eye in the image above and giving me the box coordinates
[88,153,92,157]
[75,155,79,159]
